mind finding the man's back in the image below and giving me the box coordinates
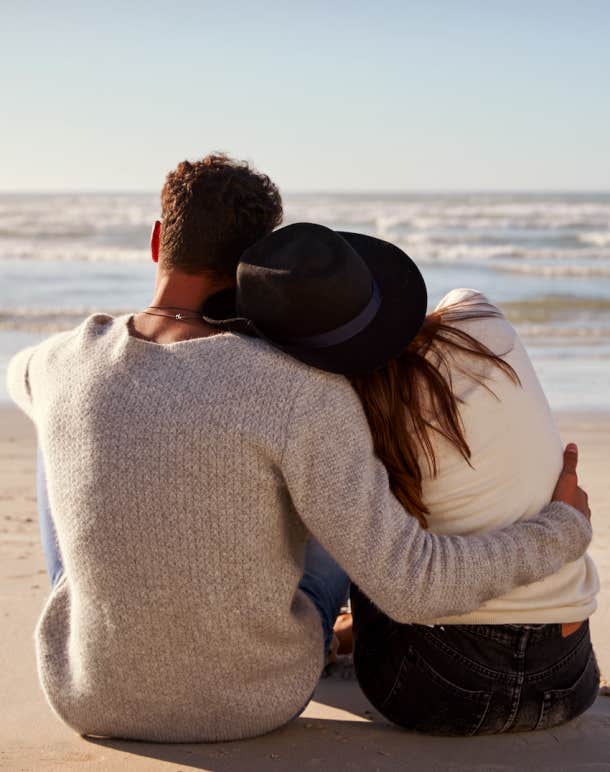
[15,313,326,741]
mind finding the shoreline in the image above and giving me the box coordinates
[2,405,609,770]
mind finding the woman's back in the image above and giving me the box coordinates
[350,286,600,736]
[418,288,598,625]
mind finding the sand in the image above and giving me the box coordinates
[1,405,609,772]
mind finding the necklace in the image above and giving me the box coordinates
[141,306,204,322]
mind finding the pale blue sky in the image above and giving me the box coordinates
[2,1,609,192]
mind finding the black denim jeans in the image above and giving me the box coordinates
[351,586,599,736]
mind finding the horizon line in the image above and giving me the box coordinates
[1,188,610,196]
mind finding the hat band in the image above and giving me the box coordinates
[279,281,382,349]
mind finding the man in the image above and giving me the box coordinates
[8,154,591,742]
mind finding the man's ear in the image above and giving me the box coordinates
[150,220,161,263]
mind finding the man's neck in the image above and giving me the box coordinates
[149,268,234,311]
[132,268,235,344]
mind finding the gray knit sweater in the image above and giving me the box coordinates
[7,314,591,742]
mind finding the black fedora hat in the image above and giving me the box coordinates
[202,222,427,376]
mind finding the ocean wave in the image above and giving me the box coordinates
[0,225,97,239]
[4,236,609,267]
[516,323,610,342]
[491,261,610,277]
[393,229,583,248]
[578,231,610,247]
[0,194,158,240]
[504,295,610,314]
[0,242,148,262]
[395,240,610,267]
[502,296,610,327]
[285,197,610,234]
[415,244,521,260]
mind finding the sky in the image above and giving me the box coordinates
[1,1,609,192]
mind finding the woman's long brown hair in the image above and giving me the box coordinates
[350,299,520,529]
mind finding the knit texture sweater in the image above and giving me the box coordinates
[7,314,591,742]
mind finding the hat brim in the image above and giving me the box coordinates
[203,232,427,376]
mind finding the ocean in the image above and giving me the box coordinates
[1,192,609,411]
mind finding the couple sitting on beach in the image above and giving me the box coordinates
[8,154,599,742]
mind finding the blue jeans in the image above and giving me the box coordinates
[36,452,349,653]
[36,449,64,588]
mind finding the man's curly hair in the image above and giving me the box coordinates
[160,154,283,276]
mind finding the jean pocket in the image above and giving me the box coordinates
[536,649,600,731]
[379,645,492,736]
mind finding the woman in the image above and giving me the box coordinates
[348,286,600,735]
[202,221,599,736]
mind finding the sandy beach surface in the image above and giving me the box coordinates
[1,406,609,772]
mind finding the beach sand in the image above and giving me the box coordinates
[1,406,609,772]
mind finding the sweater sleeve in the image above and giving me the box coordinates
[6,345,38,422]
[281,373,592,623]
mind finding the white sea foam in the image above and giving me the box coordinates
[0,239,148,263]
[285,196,610,234]
[578,231,610,247]
[0,194,158,239]
[492,261,610,277]
[516,324,610,340]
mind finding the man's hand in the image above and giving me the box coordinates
[552,443,591,520]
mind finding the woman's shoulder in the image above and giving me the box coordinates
[435,287,492,310]
[435,288,516,359]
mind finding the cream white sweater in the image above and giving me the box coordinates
[7,314,591,742]
[420,289,599,625]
